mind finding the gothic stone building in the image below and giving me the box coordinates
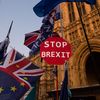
[30,1,100,100]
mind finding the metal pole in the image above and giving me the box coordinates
[75,2,100,83]
[75,2,92,54]
[55,65,59,100]
[6,20,13,38]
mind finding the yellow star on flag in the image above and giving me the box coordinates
[23,77,28,81]
[10,86,17,92]
[0,87,4,93]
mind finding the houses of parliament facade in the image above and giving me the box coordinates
[30,1,100,100]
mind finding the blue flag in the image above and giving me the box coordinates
[33,0,96,17]
[52,5,61,21]
[0,37,9,61]
[60,64,68,100]
[0,49,44,100]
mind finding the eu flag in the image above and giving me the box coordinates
[0,49,44,100]
[33,0,96,17]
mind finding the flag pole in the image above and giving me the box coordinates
[0,20,13,59]
[55,65,59,100]
[75,2,92,54]
[58,4,69,100]
[6,20,13,38]
[75,2,100,82]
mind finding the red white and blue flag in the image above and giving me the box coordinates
[24,30,40,49]
[0,49,44,100]
[24,8,60,55]
[29,9,60,55]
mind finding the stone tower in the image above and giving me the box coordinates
[54,1,100,100]
[30,1,100,100]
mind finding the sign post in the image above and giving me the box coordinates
[40,37,72,100]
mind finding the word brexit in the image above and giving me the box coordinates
[40,37,72,65]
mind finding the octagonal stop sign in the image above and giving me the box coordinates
[40,37,72,65]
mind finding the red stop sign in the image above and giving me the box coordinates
[40,37,72,65]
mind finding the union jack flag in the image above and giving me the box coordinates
[25,9,59,56]
[24,30,40,49]
[0,49,44,100]
[30,31,52,55]
[29,32,60,56]
[29,11,57,55]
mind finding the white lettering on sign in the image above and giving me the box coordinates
[41,51,70,58]
[44,41,68,48]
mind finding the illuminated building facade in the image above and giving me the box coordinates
[31,1,100,100]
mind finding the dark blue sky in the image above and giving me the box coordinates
[0,0,42,56]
